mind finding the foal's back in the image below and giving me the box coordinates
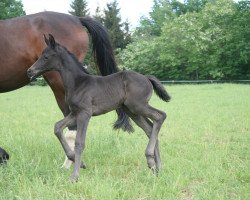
[92,70,153,103]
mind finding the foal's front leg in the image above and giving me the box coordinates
[70,111,90,182]
[54,114,76,162]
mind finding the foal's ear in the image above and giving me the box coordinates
[48,34,56,49]
[43,34,49,46]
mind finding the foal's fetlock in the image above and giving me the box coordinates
[146,154,156,169]
[66,153,86,169]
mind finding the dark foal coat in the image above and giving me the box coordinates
[27,34,171,181]
[0,147,9,164]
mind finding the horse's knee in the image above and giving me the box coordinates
[154,111,166,124]
[160,112,166,122]
[54,123,62,137]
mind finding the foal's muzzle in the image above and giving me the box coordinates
[27,68,38,81]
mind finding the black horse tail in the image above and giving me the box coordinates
[113,108,134,133]
[78,16,119,75]
[147,75,171,102]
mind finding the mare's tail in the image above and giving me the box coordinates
[113,108,134,133]
[79,17,133,133]
[147,75,171,102]
[78,17,118,75]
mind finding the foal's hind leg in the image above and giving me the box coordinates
[138,117,162,171]
[125,103,166,171]
[123,108,161,171]
[144,106,166,171]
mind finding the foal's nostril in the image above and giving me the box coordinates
[27,69,34,80]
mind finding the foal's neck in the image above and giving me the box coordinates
[58,53,88,98]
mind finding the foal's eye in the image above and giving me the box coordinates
[44,56,49,60]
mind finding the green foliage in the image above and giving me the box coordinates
[135,0,175,37]
[0,84,249,199]
[0,0,25,19]
[69,0,89,16]
[94,6,104,23]
[119,0,250,80]
[135,0,208,37]
[118,37,164,78]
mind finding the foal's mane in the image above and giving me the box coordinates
[60,44,90,74]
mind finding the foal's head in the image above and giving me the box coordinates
[27,34,64,81]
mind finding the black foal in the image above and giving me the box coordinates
[27,34,171,181]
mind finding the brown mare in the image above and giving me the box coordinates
[0,11,121,167]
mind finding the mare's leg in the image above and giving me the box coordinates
[43,72,67,116]
[125,103,166,171]
[61,130,76,169]
[123,107,161,171]
[70,112,90,182]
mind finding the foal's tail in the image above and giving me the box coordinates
[147,75,171,102]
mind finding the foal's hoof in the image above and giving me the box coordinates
[80,161,86,169]
[69,175,79,183]
[147,156,156,169]
[150,166,159,176]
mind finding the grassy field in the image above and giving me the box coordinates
[0,84,249,200]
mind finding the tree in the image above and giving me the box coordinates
[118,38,162,77]
[136,0,208,37]
[103,0,131,50]
[94,6,104,23]
[69,0,89,16]
[0,0,25,19]
[136,0,175,37]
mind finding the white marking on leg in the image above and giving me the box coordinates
[61,129,76,169]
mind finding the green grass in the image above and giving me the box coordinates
[0,84,249,200]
